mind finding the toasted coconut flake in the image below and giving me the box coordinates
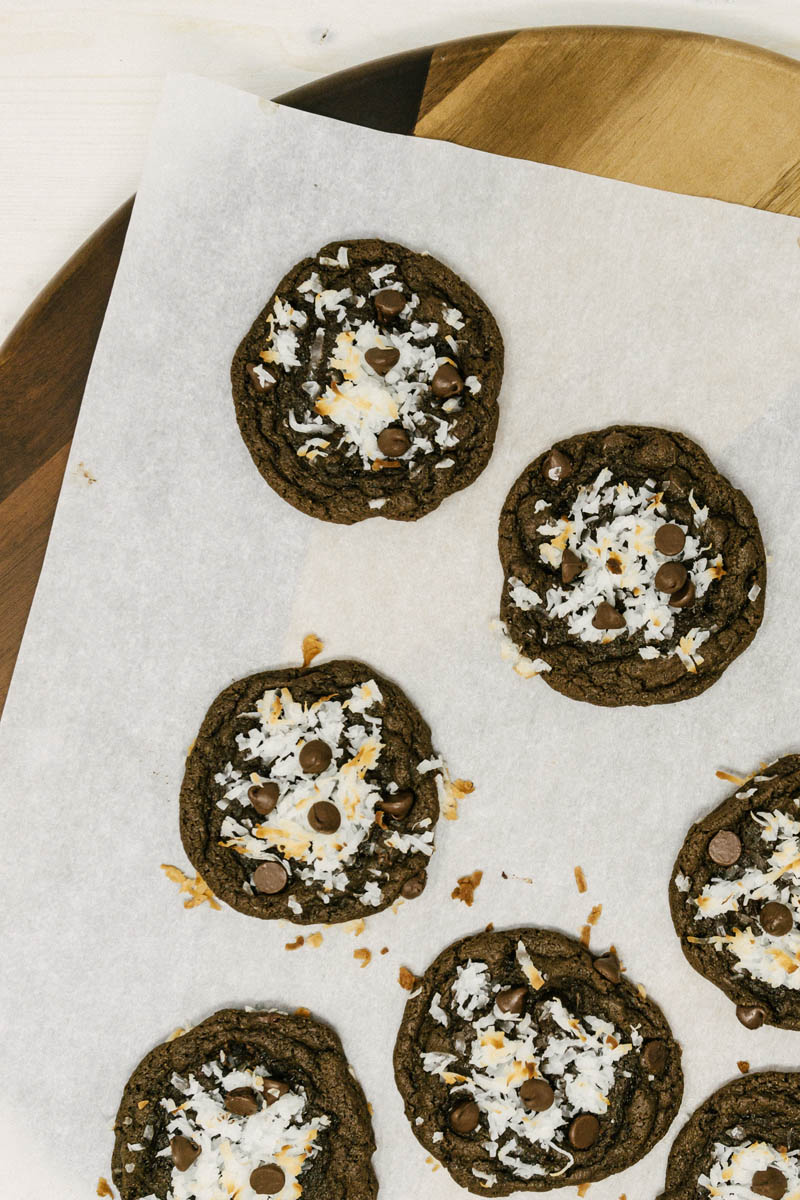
[588,904,602,926]
[737,1060,750,1073]
[96,1178,114,1198]
[137,1100,149,1110]
[343,918,366,937]
[399,966,417,991]
[578,1186,591,1197]
[574,866,587,893]
[295,1006,311,1016]
[354,948,372,968]
[301,633,324,667]
[451,870,483,906]
[381,946,389,955]
[166,1027,186,1043]
[307,932,323,948]
[636,984,647,1000]
[160,864,221,911]
[285,936,305,951]
[580,925,591,947]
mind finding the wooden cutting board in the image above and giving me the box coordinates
[2,24,800,712]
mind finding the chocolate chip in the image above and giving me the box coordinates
[262,1078,290,1105]
[593,952,621,984]
[592,602,626,631]
[308,800,341,834]
[378,790,415,820]
[431,363,463,398]
[298,739,332,774]
[669,578,695,608]
[376,426,411,457]
[364,346,400,376]
[374,289,405,321]
[636,433,676,468]
[449,1099,480,1134]
[601,432,634,456]
[401,873,426,899]
[736,1003,767,1029]
[568,1113,600,1149]
[225,1087,260,1116]
[665,466,692,498]
[751,1166,788,1199]
[542,449,573,483]
[520,1078,554,1111]
[708,830,742,866]
[253,861,288,895]
[641,1040,667,1076]
[760,901,794,936]
[655,523,686,556]
[170,1135,200,1171]
[248,782,279,816]
[250,1164,286,1195]
[496,986,527,1014]
[246,363,275,394]
[654,562,688,594]
[561,548,583,584]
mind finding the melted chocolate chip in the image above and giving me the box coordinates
[561,548,583,585]
[593,953,621,984]
[760,901,793,936]
[246,363,275,394]
[374,289,405,322]
[308,800,341,834]
[654,562,688,594]
[250,1164,286,1195]
[364,346,400,376]
[669,578,695,608]
[568,1113,600,1149]
[736,1003,767,1029]
[655,523,686,556]
[262,1078,290,1106]
[707,830,742,866]
[431,363,463,398]
[225,1087,260,1116]
[542,449,573,483]
[449,1099,480,1134]
[401,874,426,899]
[495,986,527,1015]
[592,602,626,631]
[248,782,279,816]
[170,1135,200,1171]
[376,426,411,457]
[298,739,332,774]
[520,1078,554,1111]
[378,790,415,820]
[253,862,288,895]
[751,1167,788,1199]
[641,1040,667,1075]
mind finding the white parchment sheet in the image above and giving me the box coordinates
[2,74,800,1199]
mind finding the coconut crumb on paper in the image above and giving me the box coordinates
[574,865,588,893]
[587,904,602,926]
[484,922,494,932]
[715,761,769,785]
[436,769,474,821]
[75,461,97,485]
[307,932,323,948]
[160,864,220,910]
[578,1185,591,1197]
[398,966,417,991]
[301,633,324,667]
[166,1027,186,1043]
[97,1179,114,1198]
[451,870,483,906]
[502,870,533,884]
[380,946,389,955]
[737,1060,750,1073]
[285,936,305,951]
[343,918,366,937]
[353,948,371,968]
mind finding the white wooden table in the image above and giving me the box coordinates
[1,0,799,344]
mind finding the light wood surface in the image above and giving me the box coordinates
[2,23,800,713]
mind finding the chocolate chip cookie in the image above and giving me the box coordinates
[232,238,503,522]
[179,658,441,923]
[498,425,766,705]
[111,1007,377,1200]
[393,926,683,1194]
[670,755,800,1031]
[659,1072,800,1200]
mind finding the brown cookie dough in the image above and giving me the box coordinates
[393,926,683,1194]
[498,425,766,706]
[231,238,503,523]
[659,1072,800,1199]
[179,658,440,923]
[111,1007,377,1200]
[670,755,800,1031]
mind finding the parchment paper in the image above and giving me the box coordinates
[2,74,800,1200]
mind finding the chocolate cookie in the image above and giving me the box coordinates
[393,927,683,1194]
[180,658,440,923]
[670,755,800,1031]
[111,1007,377,1200]
[498,425,766,705]
[660,1072,800,1199]
[231,238,503,522]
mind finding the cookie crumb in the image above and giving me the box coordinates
[97,1179,114,1197]
[301,633,324,667]
[285,936,305,951]
[399,966,417,991]
[307,932,323,948]
[574,865,588,893]
[160,863,221,911]
[451,870,483,906]
[380,946,389,955]
[485,922,494,932]
[354,948,371,968]
[737,1060,750,1073]
[501,871,508,879]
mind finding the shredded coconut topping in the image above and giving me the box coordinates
[154,1060,328,1200]
[698,1140,800,1198]
[511,469,724,669]
[692,807,800,989]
